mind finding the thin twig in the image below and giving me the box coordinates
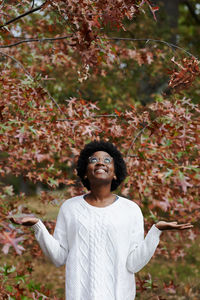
[126,123,150,158]
[0,35,198,60]
[31,0,35,10]
[0,50,32,79]
[56,114,118,121]
[0,35,73,48]
[0,0,7,10]
[0,50,66,117]
[102,37,198,59]
[0,1,47,29]
[49,1,77,36]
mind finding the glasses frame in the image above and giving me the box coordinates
[88,156,113,165]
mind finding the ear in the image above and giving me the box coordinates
[84,175,87,179]
[113,175,117,180]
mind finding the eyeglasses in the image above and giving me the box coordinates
[88,156,113,165]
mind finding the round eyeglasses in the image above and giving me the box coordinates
[88,156,113,165]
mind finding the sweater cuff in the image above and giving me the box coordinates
[151,224,162,237]
[32,219,45,232]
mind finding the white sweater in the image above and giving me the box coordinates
[32,195,162,300]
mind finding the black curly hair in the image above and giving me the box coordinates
[76,140,127,191]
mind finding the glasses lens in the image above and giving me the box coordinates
[104,157,112,164]
[88,156,113,164]
[89,157,98,164]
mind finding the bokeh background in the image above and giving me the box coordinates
[0,0,199,299]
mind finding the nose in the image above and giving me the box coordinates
[96,160,105,165]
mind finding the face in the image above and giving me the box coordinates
[86,151,115,185]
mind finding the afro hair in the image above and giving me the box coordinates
[76,140,127,191]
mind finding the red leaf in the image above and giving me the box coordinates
[152,6,159,12]
[0,105,5,120]
[114,109,121,116]
[0,230,26,255]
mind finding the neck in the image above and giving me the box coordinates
[88,183,113,202]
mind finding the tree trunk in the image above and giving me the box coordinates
[158,0,180,44]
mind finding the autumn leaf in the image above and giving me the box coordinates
[163,280,177,294]
[168,57,200,93]
[114,109,121,116]
[177,171,193,194]
[0,105,5,121]
[0,230,26,255]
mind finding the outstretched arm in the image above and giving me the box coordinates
[126,223,162,274]
[10,210,69,267]
[126,209,193,274]
[126,208,162,274]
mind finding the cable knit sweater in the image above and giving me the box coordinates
[32,194,162,300]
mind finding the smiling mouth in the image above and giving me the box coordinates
[95,168,107,174]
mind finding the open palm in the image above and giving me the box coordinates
[156,221,193,231]
[10,216,39,227]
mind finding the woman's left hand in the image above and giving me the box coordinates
[155,221,193,231]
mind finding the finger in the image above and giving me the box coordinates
[175,225,193,230]
[180,225,193,230]
[11,217,29,225]
[21,217,34,223]
[170,222,192,227]
[169,222,178,226]
[168,224,193,230]
[10,217,20,224]
[20,217,38,226]
[178,224,193,228]
[175,225,191,228]
[21,217,29,222]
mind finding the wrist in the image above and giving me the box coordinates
[155,222,162,230]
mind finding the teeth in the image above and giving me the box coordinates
[95,169,106,173]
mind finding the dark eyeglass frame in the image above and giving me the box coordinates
[88,156,113,165]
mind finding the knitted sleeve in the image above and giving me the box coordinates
[32,207,68,267]
[126,206,162,274]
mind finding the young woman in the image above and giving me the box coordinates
[11,141,193,300]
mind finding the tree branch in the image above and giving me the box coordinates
[0,35,197,59]
[0,50,66,118]
[102,37,198,59]
[0,50,32,78]
[55,114,118,121]
[31,0,35,9]
[126,122,150,158]
[0,1,47,29]
[0,35,73,48]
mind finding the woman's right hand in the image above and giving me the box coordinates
[10,216,39,226]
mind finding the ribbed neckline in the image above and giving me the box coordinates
[80,194,120,210]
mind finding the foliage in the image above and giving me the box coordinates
[0,0,200,298]
[0,262,59,299]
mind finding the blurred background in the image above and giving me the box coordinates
[0,0,199,299]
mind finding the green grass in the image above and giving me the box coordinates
[136,235,200,299]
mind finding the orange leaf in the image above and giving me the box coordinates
[114,109,121,116]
